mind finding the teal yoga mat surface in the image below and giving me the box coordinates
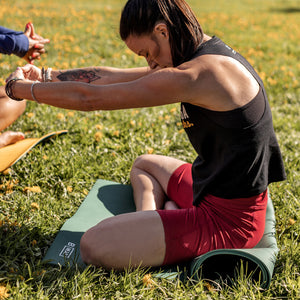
[43,179,278,288]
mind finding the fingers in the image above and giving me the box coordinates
[24,23,49,46]
[33,43,47,52]
[37,36,50,44]
[5,65,39,82]
[23,22,32,37]
[23,22,50,64]
[22,64,38,74]
[30,23,50,44]
[6,68,24,82]
[28,38,50,50]
[17,64,41,80]
[29,22,36,39]
[23,53,35,65]
[28,52,42,65]
[26,42,48,64]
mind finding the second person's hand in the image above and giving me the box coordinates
[23,22,50,64]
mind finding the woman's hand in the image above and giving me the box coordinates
[23,23,50,64]
[6,64,42,83]
[6,67,26,82]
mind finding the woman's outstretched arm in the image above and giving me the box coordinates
[9,66,195,111]
[18,64,160,85]
[51,66,159,85]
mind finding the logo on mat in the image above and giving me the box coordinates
[59,242,76,258]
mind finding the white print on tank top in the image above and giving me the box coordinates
[225,45,236,54]
[181,104,194,129]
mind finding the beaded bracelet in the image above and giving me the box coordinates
[5,78,24,101]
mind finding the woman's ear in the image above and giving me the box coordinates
[154,23,169,39]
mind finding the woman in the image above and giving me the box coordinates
[6,0,285,269]
[0,23,49,148]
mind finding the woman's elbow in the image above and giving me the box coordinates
[75,85,99,111]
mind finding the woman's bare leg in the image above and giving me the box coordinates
[164,200,180,210]
[0,86,26,131]
[80,155,188,269]
[130,154,187,211]
[80,210,166,270]
[0,86,26,148]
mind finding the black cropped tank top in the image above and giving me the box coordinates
[181,36,286,205]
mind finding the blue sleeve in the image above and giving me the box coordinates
[0,26,29,57]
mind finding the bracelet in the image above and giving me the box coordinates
[31,81,41,104]
[45,68,52,82]
[5,78,24,101]
[41,67,45,82]
[41,67,52,82]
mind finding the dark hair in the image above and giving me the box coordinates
[119,0,203,67]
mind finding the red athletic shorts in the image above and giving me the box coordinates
[156,163,268,266]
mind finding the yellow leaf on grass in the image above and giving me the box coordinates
[289,218,296,225]
[31,202,40,210]
[142,274,155,287]
[94,132,103,142]
[113,130,119,137]
[147,148,154,154]
[57,113,65,120]
[24,186,42,193]
[0,285,9,299]
[27,112,35,118]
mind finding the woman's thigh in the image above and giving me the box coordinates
[80,210,166,270]
[157,191,268,265]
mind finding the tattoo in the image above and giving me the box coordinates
[57,69,101,83]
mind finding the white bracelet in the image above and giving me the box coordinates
[41,67,52,82]
[46,68,52,82]
[31,81,41,104]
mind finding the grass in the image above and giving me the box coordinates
[0,0,299,298]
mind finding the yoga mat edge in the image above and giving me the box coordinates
[0,130,68,172]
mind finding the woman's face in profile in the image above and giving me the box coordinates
[125,26,173,69]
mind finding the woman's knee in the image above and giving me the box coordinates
[80,220,115,269]
[80,227,99,266]
[131,154,152,169]
[0,98,26,130]
[130,154,152,179]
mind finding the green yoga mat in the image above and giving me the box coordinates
[43,179,278,289]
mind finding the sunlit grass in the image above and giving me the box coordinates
[0,0,299,298]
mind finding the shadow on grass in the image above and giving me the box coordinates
[0,223,56,277]
[270,7,300,13]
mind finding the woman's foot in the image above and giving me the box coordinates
[0,131,25,148]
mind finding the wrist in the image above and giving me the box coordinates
[5,78,24,101]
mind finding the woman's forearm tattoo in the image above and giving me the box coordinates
[57,69,101,83]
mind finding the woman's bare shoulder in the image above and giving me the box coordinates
[176,55,259,110]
